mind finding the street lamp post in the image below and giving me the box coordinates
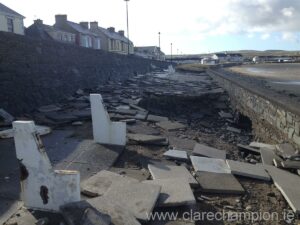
[158,32,161,49]
[124,0,130,55]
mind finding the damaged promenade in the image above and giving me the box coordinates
[1,68,300,225]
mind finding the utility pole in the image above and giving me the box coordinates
[124,0,130,55]
[158,32,161,49]
[171,43,173,63]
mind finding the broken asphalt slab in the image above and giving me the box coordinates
[192,143,226,159]
[195,172,245,194]
[81,170,139,197]
[127,122,160,135]
[147,114,169,122]
[103,181,161,221]
[265,165,300,214]
[61,196,141,225]
[143,178,196,207]
[226,160,271,181]
[148,163,198,187]
[190,156,231,173]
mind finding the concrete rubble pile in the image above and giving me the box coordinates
[2,70,300,225]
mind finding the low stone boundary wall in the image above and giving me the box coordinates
[208,69,300,149]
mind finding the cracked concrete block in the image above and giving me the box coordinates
[13,121,80,212]
[90,94,126,146]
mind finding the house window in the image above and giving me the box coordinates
[7,18,14,32]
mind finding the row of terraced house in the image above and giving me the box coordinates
[0,2,165,59]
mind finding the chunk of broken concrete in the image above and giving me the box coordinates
[156,121,186,131]
[127,133,168,145]
[276,143,296,159]
[195,172,245,194]
[191,156,231,174]
[81,170,138,197]
[61,197,140,225]
[147,114,169,122]
[265,165,300,214]
[38,104,61,113]
[218,111,233,119]
[250,142,276,150]
[143,178,195,207]
[81,208,111,225]
[192,143,226,159]
[227,126,241,134]
[281,160,300,170]
[0,125,51,139]
[103,181,161,221]
[148,164,198,187]
[237,144,260,155]
[163,149,188,161]
[226,160,270,181]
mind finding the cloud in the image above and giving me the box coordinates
[261,33,270,40]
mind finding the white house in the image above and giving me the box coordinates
[226,53,243,62]
[201,57,216,65]
[0,3,25,35]
[212,53,227,63]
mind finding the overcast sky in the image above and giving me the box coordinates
[2,0,300,54]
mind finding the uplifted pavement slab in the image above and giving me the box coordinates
[127,122,160,135]
[148,163,198,187]
[190,156,231,174]
[55,140,124,180]
[0,200,22,225]
[81,170,139,197]
[195,172,245,194]
[168,136,196,151]
[109,167,150,181]
[147,114,169,122]
[260,147,281,166]
[192,143,226,159]
[103,181,161,221]
[163,149,188,161]
[226,160,271,181]
[61,197,141,225]
[143,178,196,207]
[156,121,186,131]
[127,133,168,145]
[265,165,300,214]
[281,160,300,169]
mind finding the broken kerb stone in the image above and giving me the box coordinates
[81,170,139,197]
[156,120,186,131]
[163,149,188,161]
[0,125,51,139]
[190,156,231,174]
[265,165,300,214]
[192,143,226,159]
[226,160,271,181]
[90,94,126,146]
[142,178,196,207]
[103,181,161,221]
[13,121,80,212]
[195,172,245,194]
[148,164,198,187]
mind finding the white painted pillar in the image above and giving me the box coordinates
[13,121,80,212]
[90,94,126,146]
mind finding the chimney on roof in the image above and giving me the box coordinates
[118,30,124,36]
[34,19,43,25]
[80,22,89,29]
[55,15,67,25]
[107,27,115,33]
[90,21,98,30]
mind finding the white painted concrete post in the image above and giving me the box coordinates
[13,121,80,212]
[90,94,126,146]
